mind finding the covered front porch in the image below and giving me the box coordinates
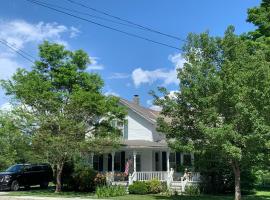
[89,140,198,185]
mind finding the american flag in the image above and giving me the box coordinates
[124,159,131,175]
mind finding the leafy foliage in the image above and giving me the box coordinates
[96,185,127,198]
[0,41,126,192]
[0,111,38,170]
[152,27,270,200]
[184,184,200,196]
[128,181,149,195]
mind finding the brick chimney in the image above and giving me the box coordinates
[133,95,140,105]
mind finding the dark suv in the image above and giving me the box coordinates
[0,164,53,191]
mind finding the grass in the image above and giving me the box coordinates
[5,187,270,200]
[8,186,96,198]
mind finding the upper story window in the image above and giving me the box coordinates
[111,119,128,139]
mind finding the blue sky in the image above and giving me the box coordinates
[0,0,260,110]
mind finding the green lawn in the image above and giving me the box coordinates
[7,187,270,200]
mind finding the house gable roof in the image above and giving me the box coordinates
[119,98,160,124]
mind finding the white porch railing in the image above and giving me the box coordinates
[136,171,168,181]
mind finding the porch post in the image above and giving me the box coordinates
[90,153,94,168]
[166,151,170,172]
[111,152,115,173]
[133,151,137,172]
[191,153,194,166]
[180,153,184,166]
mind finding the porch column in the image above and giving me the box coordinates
[133,151,137,172]
[180,153,184,166]
[166,151,170,172]
[90,153,94,168]
[191,153,194,166]
[111,152,115,173]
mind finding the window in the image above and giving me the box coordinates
[169,152,182,172]
[169,153,176,171]
[114,152,121,171]
[136,155,141,172]
[183,154,192,166]
[93,155,104,171]
[111,119,127,139]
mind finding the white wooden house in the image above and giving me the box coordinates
[89,95,200,192]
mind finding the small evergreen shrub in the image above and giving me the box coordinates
[96,185,127,198]
[128,181,149,194]
[185,184,200,196]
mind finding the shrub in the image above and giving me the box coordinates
[185,184,200,196]
[148,179,164,194]
[94,173,107,186]
[61,161,97,192]
[128,181,149,194]
[71,164,97,192]
[96,185,126,198]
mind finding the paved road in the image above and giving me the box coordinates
[0,193,101,200]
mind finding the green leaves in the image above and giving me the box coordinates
[0,42,126,180]
[153,26,270,171]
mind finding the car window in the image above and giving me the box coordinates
[23,165,32,172]
[6,165,23,173]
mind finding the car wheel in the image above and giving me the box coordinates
[11,180,20,191]
[40,182,49,189]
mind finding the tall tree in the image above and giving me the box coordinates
[1,41,126,192]
[247,0,270,40]
[152,27,270,200]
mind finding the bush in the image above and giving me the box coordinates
[128,181,149,194]
[148,179,164,194]
[96,185,126,198]
[71,164,97,192]
[185,184,200,196]
[94,173,107,186]
[61,161,98,192]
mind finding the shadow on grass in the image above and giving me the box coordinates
[9,186,95,198]
[152,194,270,200]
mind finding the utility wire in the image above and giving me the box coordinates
[33,0,142,29]
[0,39,36,64]
[66,0,186,42]
[26,0,181,50]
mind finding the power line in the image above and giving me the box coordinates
[0,39,36,64]
[33,0,142,29]
[66,0,186,42]
[26,0,181,51]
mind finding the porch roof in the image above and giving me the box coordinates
[121,139,168,149]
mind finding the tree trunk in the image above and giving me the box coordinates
[55,163,64,193]
[232,161,241,200]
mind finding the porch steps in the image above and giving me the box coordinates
[170,181,183,194]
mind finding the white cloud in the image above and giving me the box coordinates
[146,99,162,111]
[109,73,130,79]
[0,19,80,80]
[87,56,104,70]
[70,27,80,38]
[131,53,185,87]
[0,20,79,49]
[0,58,19,80]
[104,90,119,97]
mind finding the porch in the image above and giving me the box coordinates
[88,140,200,190]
